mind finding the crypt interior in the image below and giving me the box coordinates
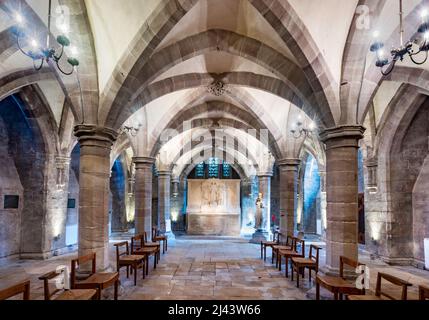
[0,0,429,301]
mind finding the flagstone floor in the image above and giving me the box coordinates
[1,238,428,300]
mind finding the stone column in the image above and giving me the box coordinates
[320,125,365,274]
[74,125,117,271]
[278,159,301,237]
[158,170,175,239]
[319,170,327,240]
[251,172,272,242]
[133,157,155,236]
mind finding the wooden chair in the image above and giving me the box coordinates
[419,285,429,300]
[71,253,119,300]
[131,234,158,274]
[38,270,97,300]
[114,241,145,286]
[272,235,294,265]
[260,231,281,261]
[144,232,161,262]
[152,226,168,254]
[291,244,322,288]
[348,272,412,300]
[277,238,305,278]
[316,256,365,300]
[0,280,30,300]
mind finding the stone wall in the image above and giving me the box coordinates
[0,117,23,258]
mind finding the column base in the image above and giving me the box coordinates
[165,231,176,241]
[319,265,358,279]
[249,229,271,244]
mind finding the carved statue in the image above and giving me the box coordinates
[255,193,264,229]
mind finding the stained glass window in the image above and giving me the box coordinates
[195,162,205,178]
[208,158,219,178]
[222,162,231,178]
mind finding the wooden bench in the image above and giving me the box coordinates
[71,253,119,300]
[114,241,145,286]
[39,270,97,300]
[0,280,30,300]
[348,272,412,300]
[316,256,365,300]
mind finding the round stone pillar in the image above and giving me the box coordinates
[278,159,301,237]
[74,125,117,271]
[133,157,155,236]
[320,125,365,274]
[158,170,175,240]
[251,172,272,242]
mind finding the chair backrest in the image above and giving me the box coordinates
[131,234,144,253]
[273,231,281,243]
[294,238,305,256]
[309,245,322,265]
[71,253,96,288]
[152,227,158,241]
[39,271,64,300]
[0,280,30,300]
[339,256,364,280]
[375,272,412,300]
[419,285,429,300]
[114,241,130,264]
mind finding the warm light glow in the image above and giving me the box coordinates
[171,210,179,222]
[377,49,385,59]
[421,9,428,19]
[424,32,429,40]
[30,39,39,49]
[309,121,316,130]
[15,13,24,24]
[372,30,380,38]
[70,46,78,57]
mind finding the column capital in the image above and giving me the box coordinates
[74,125,118,148]
[277,158,301,168]
[55,155,71,167]
[257,171,273,178]
[365,157,378,168]
[320,125,365,149]
[133,156,156,169]
[158,170,172,177]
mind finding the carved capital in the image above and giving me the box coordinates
[320,125,365,150]
[74,125,118,149]
[133,157,155,170]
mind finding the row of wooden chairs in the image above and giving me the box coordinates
[315,255,429,300]
[262,232,322,288]
[0,227,169,301]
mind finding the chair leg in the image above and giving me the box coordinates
[264,246,267,261]
[166,239,168,252]
[297,267,300,288]
[291,264,294,281]
[271,248,275,264]
[114,280,119,300]
[260,242,263,259]
[126,266,129,278]
[146,256,149,275]
[316,282,320,300]
[285,257,289,278]
[134,264,137,286]
[278,255,282,271]
[153,255,157,269]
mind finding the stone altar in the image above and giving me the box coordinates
[187,179,241,236]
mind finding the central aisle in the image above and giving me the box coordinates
[121,239,309,300]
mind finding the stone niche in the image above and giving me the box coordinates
[187,179,241,236]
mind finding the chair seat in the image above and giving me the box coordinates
[78,272,118,287]
[154,236,166,241]
[134,247,157,255]
[144,242,160,248]
[316,275,356,289]
[262,241,277,246]
[273,245,293,251]
[347,295,383,301]
[278,249,301,257]
[119,255,144,264]
[54,289,97,300]
[291,257,317,266]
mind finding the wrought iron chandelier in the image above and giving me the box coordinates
[13,0,79,75]
[290,116,316,139]
[370,0,429,76]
